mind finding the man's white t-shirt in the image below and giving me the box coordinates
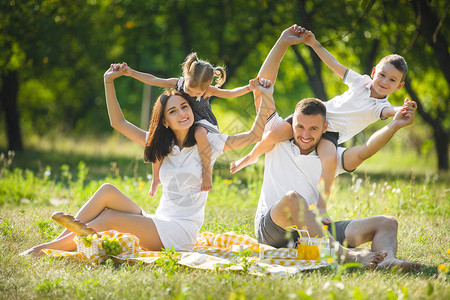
[254,114,346,234]
[325,69,391,144]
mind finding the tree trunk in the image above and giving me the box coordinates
[364,38,380,75]
[175,8,192,55]
[0,70,23,151]
[140,84,152,130]
[291,46,328,101]
[404,79,448,170]
[408,0,449,171]
[294,0,328,101]
[411,0,450,85]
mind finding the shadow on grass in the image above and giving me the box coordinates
[373,264,441,279]
[1,147,150,181]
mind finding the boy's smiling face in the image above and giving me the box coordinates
[370,62,405,98]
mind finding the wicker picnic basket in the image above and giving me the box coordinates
[51,211,138,259]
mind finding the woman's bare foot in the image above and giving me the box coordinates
[201,170,212,192]
[230,155,258,174]
[19,246,46,257]
[339,249,387,267]
[149,179,161,197]
[377,258,422,270]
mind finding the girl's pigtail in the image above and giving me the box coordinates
[182,52,199,78]
[213,66,226,87]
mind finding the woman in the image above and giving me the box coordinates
[20,63,275,256]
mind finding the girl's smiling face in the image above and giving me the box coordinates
[184,78,212,98]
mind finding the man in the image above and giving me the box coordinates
[250,25,420,268]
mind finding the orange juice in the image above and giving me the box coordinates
[296,243,307,260]
[306,244,320,260]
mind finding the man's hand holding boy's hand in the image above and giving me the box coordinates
[299,30,318,48]
[253,77,274,96]
[390,98,416,130]
[281,24,307,46]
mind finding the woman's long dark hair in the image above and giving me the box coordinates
[144,90,197,163]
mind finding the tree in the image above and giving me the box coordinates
[0,1,111,148]
[261,0,449,170]
[1,0,447,171]
[406,0,449,170]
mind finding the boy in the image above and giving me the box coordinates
[231,27,412,210]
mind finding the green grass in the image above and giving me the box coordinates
[0,138,449,299]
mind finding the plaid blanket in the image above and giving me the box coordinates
[42,230,328,276]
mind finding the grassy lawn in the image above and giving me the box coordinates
[0,137,449,299]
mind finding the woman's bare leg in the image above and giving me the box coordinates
[54,183,143,240]
[20,208,164,256]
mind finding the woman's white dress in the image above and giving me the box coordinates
[143,132,228,250]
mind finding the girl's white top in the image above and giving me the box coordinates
[143,132,228,251]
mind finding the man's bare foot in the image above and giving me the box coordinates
[377,258,422,270]
[340,249,387,267]
[201,171,212,192]
[19,246,46,257]
[230,155,258,174]
[149,179,161,197]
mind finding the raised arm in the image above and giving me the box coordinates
[302,31,347,79]
[258,25,306,84]
[115,62,178,88]
[206,84,252,99]
[223,78,276,152]
[343,99,416,171]
[104,64,147,146]
[252,25,306,111]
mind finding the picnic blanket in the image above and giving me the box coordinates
[42,230,329,276]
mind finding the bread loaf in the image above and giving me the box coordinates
[51,211,96,236]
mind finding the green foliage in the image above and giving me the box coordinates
[34,278,63,294]
[0,150,14,177]
[0,0,448,170]
[232,248,256,275]
[34,218,58,241]
[0,218,14,238]
[156,247,181,276]
[0,168,43,206]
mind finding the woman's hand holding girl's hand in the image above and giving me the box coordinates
[112,62,132,76]
[104,62,131,82]
[104,64,121,82]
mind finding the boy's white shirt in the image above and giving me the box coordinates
[254,114,346,234]
[325,69,391,144]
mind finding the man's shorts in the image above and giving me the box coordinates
[284,114,339,147]
[256,208,353,248]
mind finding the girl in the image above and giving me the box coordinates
[115,53,255,196]
[19,64,274,256]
